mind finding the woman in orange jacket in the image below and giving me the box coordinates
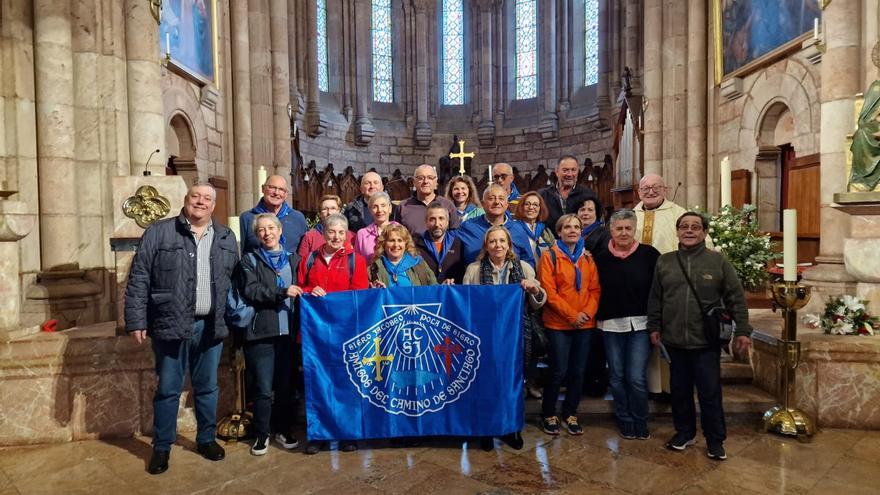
[538,213,602,436]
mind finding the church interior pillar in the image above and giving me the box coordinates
[232,0,255,212]
[685,0,707,208]
[803,0,860,294]
[623,0,641,94]
[587,0,611,131]
[304,0,327,136]
[287,0,304,120]
[270,0,292,178]
[660,0,687,192]
[413,0,433,149]
[476,0,496,146]
[538,0,558,140]
[249,0,274,202]
[124,0,165,175]
[352,0,376,145]
[642,0,662,176]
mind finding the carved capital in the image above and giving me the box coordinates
[306,109,327,137]
[720,77,744,101]
[474,0,499,11]
[200,85,220,110]
[0,200,36,242]
[354,117,376,146]
[539,112,559,141]
[587,96,610,131]
[477,121,496,146]
[413,121,433,149]
[411,0,434,14]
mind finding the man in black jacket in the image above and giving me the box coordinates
[414,202,465,284]
[538,155,598,231]
[125,183,239,475]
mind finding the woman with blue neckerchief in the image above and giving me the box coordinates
[571,196,610,257]
[232,213,303,457]
[445,175,484,222]
[514,191,556,263]
[368,223,437,288]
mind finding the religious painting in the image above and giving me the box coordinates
[713,0,821,83]
[160,0,216,84]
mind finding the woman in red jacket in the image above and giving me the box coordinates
[538,213,601,437]
[297,213,368,454]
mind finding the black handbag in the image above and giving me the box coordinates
[676,252,734,351]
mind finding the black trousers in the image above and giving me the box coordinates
[243,335,297,437]
[667,345,726,443]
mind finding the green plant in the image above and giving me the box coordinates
[707,204,780,291]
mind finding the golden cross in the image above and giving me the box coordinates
[362,337,394,381]
[449,140,475,176]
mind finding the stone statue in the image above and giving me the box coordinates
[849,43,880,192]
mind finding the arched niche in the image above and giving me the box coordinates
[165,112,199,187]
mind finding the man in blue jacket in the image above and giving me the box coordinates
[456,184,535,267]
[239,175,307,254]
[125,183,239,475]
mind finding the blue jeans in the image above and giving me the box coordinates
[151,319,223,451]
[668,346,726,443]
[542,329,592,418]
[243,335,296,437]
[603,330,651,428]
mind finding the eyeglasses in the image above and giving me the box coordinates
[492,173,510,182]
[319,206,338,212]
[522,202,540,209]
[639,185,666,193]
[414,175,437,182]
[264,185,287,193]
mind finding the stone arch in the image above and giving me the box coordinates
[162,82,210,184]
[735,61,819,231]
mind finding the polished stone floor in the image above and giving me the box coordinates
[0,419,876,494]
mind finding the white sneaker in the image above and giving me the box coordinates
[251,435,269,456]
[275,432,299,450]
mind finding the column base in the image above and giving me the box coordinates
[800,258,858,314]
[24,268,103,331]
[413,121,432,149]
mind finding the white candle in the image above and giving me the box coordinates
[720,156,731,208]
[488,165,493,185]
[165,32,171,56]
[257,165,268,188]
[783,209,797,282]
[228,216,241,251]
[813,18,819,40]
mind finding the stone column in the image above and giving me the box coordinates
[588,0,611,131]
[623,0,641,94]
[270,0,292,177]
[802,0,860,299]
[353,0,375,144]
[249,0,272,199]
[642,0,663,176]
[124,0,165,175]
[0,201,36,335]
[476,0,495,146]
[412,0,433,148]
[685,0,707,207]
[287,0,304,119]
[538,0,558,140]
[232,0,255,211]
[305,0,327,135]
[661,0,687,190]
[557,0,570,108]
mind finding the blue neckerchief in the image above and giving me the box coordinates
[508,183,521,201]
[524,222,546,243]
[382,253,421,286]
[582,220,604,238]
[556,238,585,292]
[315,222,324,233]
[458,203,477,217]
[259,247,289,288]
[254,200,293,246]
[422,231,453,267]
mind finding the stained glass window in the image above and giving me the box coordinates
[372,0,393,103]
[514,0,537,99]
[441,0,465,105]
[584,0,598,86]
[317,0,329,91]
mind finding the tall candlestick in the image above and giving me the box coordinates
[488,165,493,185]
[257,165,268,188]
[783,209,797,282]
[165,32,171,57]
[720,156,731,209]
[813,18,819,40]
[228,217,241,251]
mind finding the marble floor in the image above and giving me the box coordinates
[0,419,876,495]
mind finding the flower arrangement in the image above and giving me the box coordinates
[707,204,780,291]
[802,295,879,336]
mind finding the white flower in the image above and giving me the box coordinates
[802,314,821,328]
[842,295,865,313]
[838,322,854,335]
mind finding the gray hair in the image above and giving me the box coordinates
[367,191,392,208]
[482,183,507,201]
[251,213,282,233]
[608,209,637,228]
[187,181,217,200]
[323,213,348,231]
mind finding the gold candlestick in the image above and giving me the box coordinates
[762,281,815,439]
[217,348,252,441]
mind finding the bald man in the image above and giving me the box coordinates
[456,184,535,266]
[343,171,387,232]
[396,164,460,236]
[538,155,599,230]
[492,163,521,201]
[239,175,308,254]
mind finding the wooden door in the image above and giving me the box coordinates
[781,151,820,265]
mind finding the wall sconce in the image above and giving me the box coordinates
[150,0,163,24]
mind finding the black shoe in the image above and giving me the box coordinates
[618,422,636,440]
[197,441,226,461]
[304,441,321,455]
[148,449,169,475]
[275,432,299,450]
[501,431,524,450]
[706,441,727,460]
[480,437,495,451]
[339,440,358,452]
[634,423,651,440]
[665,432,696,451]
[250,435,269,456]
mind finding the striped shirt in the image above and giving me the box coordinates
[188,219,214,316]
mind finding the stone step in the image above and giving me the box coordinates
[525,383,777,419]
[721,358,754,384]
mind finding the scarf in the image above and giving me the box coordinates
[508,183,521,201]
[457,203,477,217]
[315,222,324,233]
[478,256,524,286]
[258,247,289,288]
[608,239,639,259]
[422,231,453,267]
[556,238,585,292]
[582,219,604,238]
[254,200,293,246]
[381,252,421,285]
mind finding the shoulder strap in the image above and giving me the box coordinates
[348,252,356,282]
[548,248,557,276]
[305,250,317,278]
[675,251,706,314]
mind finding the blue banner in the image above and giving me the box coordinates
[300,284,524,441]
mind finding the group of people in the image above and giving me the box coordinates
[124,155,753,476]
